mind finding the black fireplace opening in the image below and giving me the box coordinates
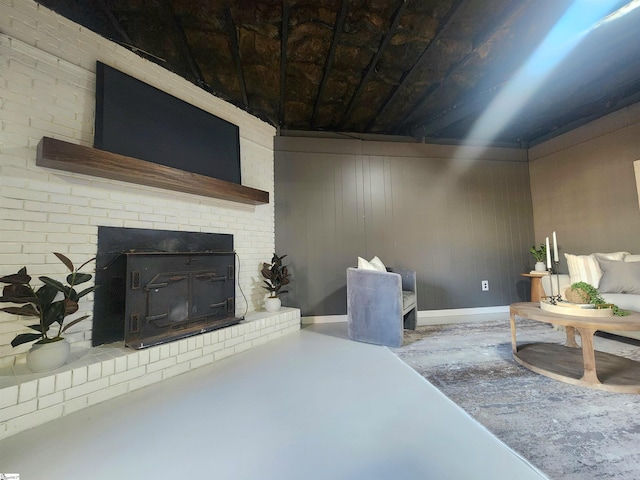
[93,226,241,348]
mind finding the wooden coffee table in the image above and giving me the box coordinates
[510,302,640,393]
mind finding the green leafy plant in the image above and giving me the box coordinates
[0,253,97,347]
[566,281,629,316]
[529,243,547,263]
[261,253,291,298]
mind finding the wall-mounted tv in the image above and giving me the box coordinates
[94,62,241,184]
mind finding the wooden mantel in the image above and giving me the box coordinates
[36,137,269,205]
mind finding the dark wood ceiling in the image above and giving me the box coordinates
[36,0,640,147]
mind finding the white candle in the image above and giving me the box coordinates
[553,231,559,262]
[546,237,551,268]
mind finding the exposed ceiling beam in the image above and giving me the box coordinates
[224,5,249,107]
[97,0,132,45]
[411,83,503,138]
[404,0,533,137]
[411,0,637,140]
[366,0,465,132]
[165,0,210,91]
[521,63,640,145]
[339,0,409,128]
[528,85,640,147]
[279,2,290,126]
[414,36,640,144]
[311,0,349,128]
[97,0,165,62]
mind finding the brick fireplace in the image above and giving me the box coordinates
[0,2,278,368]
[0,1,300,440]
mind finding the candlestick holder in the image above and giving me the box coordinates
[548,260,563,304]
[546,266,556,304]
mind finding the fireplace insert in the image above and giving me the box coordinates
[92,226,241,348]
[124,252,237,349]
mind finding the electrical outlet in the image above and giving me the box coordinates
[481,280,489,291]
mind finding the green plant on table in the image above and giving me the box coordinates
[529,243,547,263]
[0,253,97,347]
[567,281,629,316]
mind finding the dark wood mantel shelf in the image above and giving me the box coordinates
[36,137,269,205]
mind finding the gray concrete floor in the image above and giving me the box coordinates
[0,322,547,480]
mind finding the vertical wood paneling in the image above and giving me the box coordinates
[530,105,640,271]
[275,137,534,316]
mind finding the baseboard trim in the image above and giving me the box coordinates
[301,314,347,325]
[301,306,510,325]
[418,306,510,317]
[417,306,510,326]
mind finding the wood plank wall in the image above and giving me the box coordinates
[275,136,534,316]
[529,102,640,271]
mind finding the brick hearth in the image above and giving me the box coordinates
[0,308,300,440]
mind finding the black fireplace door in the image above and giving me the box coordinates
[124,253,237,348]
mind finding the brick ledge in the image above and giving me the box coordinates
[0,308,300,440]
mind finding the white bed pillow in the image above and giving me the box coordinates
[565,251,627,288]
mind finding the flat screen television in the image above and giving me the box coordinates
[94,62,241,184]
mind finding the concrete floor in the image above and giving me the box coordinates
[0,322,547,480]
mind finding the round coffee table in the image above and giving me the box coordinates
[510,302,640,393]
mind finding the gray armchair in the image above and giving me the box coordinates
[346,267,417,347]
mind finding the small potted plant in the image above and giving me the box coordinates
[565,282,628,316]
[529,243,547,272]
[0,253,96,372]
[260,253,291,312]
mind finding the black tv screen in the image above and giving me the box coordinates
[94,62,241,184]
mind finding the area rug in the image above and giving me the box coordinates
[390,319,640,480]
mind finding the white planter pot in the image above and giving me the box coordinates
[534,262,546,272]
[264,296,281,312]
[27,338,70,373]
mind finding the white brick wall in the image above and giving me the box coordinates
[0,1,277,367]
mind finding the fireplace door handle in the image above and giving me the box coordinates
[209,301,227,309]
[146,313,168,321]
[196,273,225,282]
[169,275,188,282]
[147,276,187,290]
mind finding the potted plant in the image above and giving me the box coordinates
[0,253,96,372]
[565,282,628,316]
[529,243,547,272]
[260,253,291,312]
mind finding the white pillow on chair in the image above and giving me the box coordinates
[357,256,376,270]
[369,256,387,272]
[357,256,387,272]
